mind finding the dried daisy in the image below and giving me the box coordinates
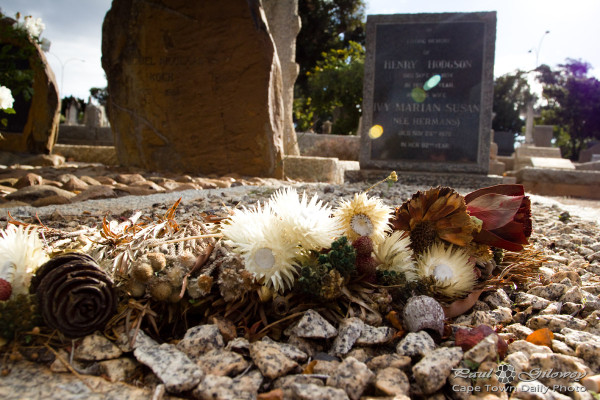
[333,192,393,243]
[416,243,476,300]
[269,187,343,251]
[0,225,49,299]
[220,202,302,293]
[374,231,417,282]
[391,187,475,254]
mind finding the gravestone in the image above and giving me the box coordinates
[65,101,79,125]
[533,125,553,147]
[359,12,496,174]
[101,0,284,177]
[493,131,515,156]
[262,0,301,156]
[0,17,60,154]
[580,143,600,163]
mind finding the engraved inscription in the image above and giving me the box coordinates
[369,20,486,163]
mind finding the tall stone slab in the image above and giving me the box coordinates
[263,0,301,156]
[101,0,284,177]
[359,12,496,174]
[0,17,60,154]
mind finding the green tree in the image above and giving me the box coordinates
[296,0,366,96]
[492,70,534,134]
[294,41,364,134]
[89,86,108,107]
[537,59,600,160]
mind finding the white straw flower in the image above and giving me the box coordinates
[269,187,342,251]
[220,203,301,292]
[0,86,14,110]
[375,230,417,281]
[15,16,45,38]
[333,192,393,243]
[0,225,49,299]
[416,242,476,299]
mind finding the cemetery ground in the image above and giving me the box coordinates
[1,153,600,400]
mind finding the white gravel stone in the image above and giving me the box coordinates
[374,367,410,396]
[463,333,498,364]
[355,324,395,345]
[504,323,534,340]
[490,306,513,324]
[483,289,512,309]
[508,340,553,357]
[515,292,552,310]
[576,342,600,374]
[512,380,571,400]
[98,358,138,382]
[292,309,338,339]
[329,317,364,357]
[396,331,435,358]
[561,286,584,303]
[74,332,123,361]
[134,343,203,393]
[412,347,463,394]
[527,314,587,332]
[561,327,600,347]
[326,357,374,400]
[289,383,349,400]
[249,340,298,380]
[195,349,250,376]
[528,283,569,301]
[176,324,225,359]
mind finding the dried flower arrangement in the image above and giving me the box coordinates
[0,174,537,349]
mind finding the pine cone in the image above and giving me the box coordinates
[30,253,117,338]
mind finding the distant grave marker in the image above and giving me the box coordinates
[359,12,496,174]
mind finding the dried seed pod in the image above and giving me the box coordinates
[149,278,172,301]
[146,252,167,272]
[127,280,147,298]
[30,253,116,339]
[130,261,154,283]
[402,295,444,337]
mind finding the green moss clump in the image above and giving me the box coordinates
[297,237,356,299]
[0,294,42,341]
[318,236,356,279]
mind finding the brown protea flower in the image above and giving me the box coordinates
[391,187,475,254]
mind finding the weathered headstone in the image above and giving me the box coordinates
[533,125,553,147]
[580,143,600,163]
[101,0,285,177]
[0,17,60,154]
[359,12,496,174]
[65,101,79,125]
[493,131,515,156]
[262,0,301,156]
[83,101,107,128]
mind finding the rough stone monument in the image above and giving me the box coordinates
[359,12,497,174]
[262,0,301,156]
[101,0,285,177]
[0,17,60,154]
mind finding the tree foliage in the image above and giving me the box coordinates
[537,59,600,160]
[492,70,534,133]
[90,86,108,106]
[294,41,364,135]
[296,0,366,94]
[294,0,366,134]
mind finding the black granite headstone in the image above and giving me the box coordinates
[359,12,496,174]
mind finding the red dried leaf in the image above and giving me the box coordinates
[467,193,524,230]
[455,325,508,359]
[464,184,525,203]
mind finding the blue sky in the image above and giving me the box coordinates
[2,0,599,99]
